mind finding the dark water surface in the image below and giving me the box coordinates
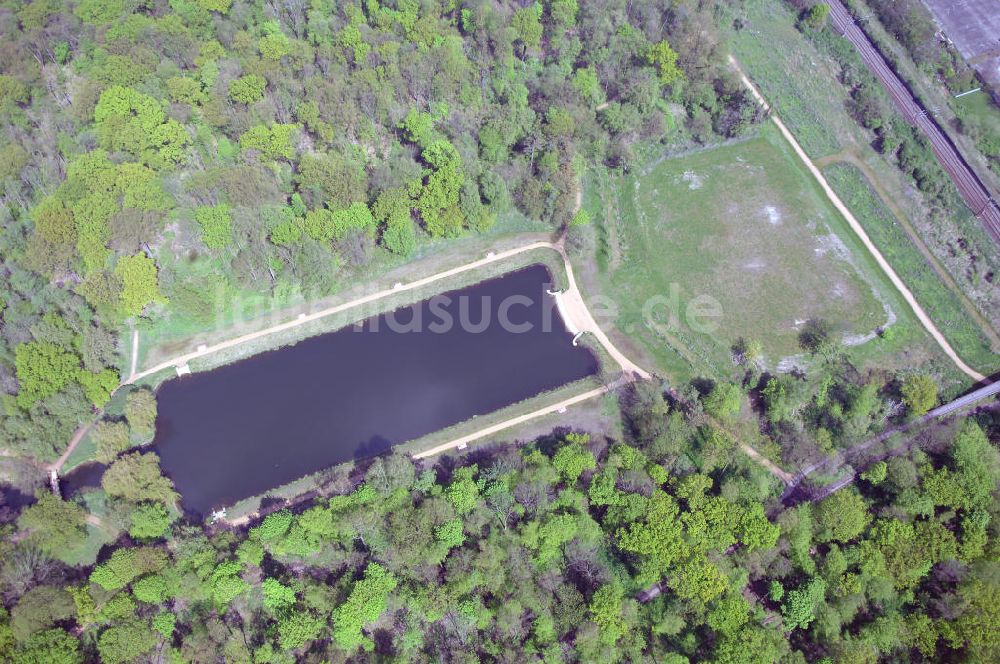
[154,264,597,514]
[60,462,107,497]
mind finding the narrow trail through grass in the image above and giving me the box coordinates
[731,55,988,383]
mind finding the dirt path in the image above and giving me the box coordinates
[127,240,650,384]
[825,0,1000,243]
[128,327,139,381]
[730,55,988,383]
[49,417,98,473]
[815,149,1000,351]
[412,385,612,459]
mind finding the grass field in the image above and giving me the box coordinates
[823,162,1000,374]
[726,0,862,159]
[950,90,1000,179]
[581,124,890,381]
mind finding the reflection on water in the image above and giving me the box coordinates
[154,264,598,515]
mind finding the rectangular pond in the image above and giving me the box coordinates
[153,264,598,514]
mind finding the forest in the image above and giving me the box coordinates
[0,0,998,662]
[2,381,998,662]
[0,0,757,462]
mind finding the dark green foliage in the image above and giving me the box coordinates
[0,2,994,663]
[11,586,75,641]
[16,492,88,557]
[102,453,178,506]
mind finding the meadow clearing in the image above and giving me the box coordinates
[582,124,892,381]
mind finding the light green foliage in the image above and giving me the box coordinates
[195,0,231,12]
[240,124,298,160]
[212,561,250,605]
[97,588,135,615]
[296,101,334,143]
[10,629,80,664]
[860,461,887,485]
[544,106,575,138]
[589,583,627,645]
[194,204,233,249]
[0,74,29,114]
[570,209,590,226]
[96,619,157,664]
[399,108,435,148]
[115,254,163,317]
[255,510,294,541]
[923,421,998,512]
[93,86,189,167]
[303,209,335,242]
[128,502,173,540]
[434,519,465,550]
[552,433,596,484]
[901,373,937,415]
[737,503,781,551]
[89,547,168,591]
[782,577,827,630]
[943,568,1000,661]
[236,539,265,567]
[547,0,578,27]
[77,368,118,407]
[31,197,75,247]
[152,612,175,639]
[114,163,171,210]
[708,594,750,635]
[761,377,791,424]
[17,492,87,557]
[801,3,830,31]
[167,76,206,105]
[376,190,416,255]
[416,140,465,237]
[478,124,507,163]
[616,491,687,586]
[648,40,684,85]
[815,490,871,543]
[72,193,114,273]
[445,467,479,515]
[260,22,292,60]
[14,341,79,408]
[874,518,957,589]
[522,513,578,566]
[669,556,728,606]
[131,574,168,603]
[331,563,397,651]
[277,610,324,650]
[75,0,124,24]
[511,6,543,51]
[262,578,296,613]
[329,202,376,239]
[572,66,604,106]
[229,74,266,104]
[702,382,744,419]
[66,585,96,627]
[269,219,302,246]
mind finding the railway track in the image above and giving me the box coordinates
[826,0,1000,244]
